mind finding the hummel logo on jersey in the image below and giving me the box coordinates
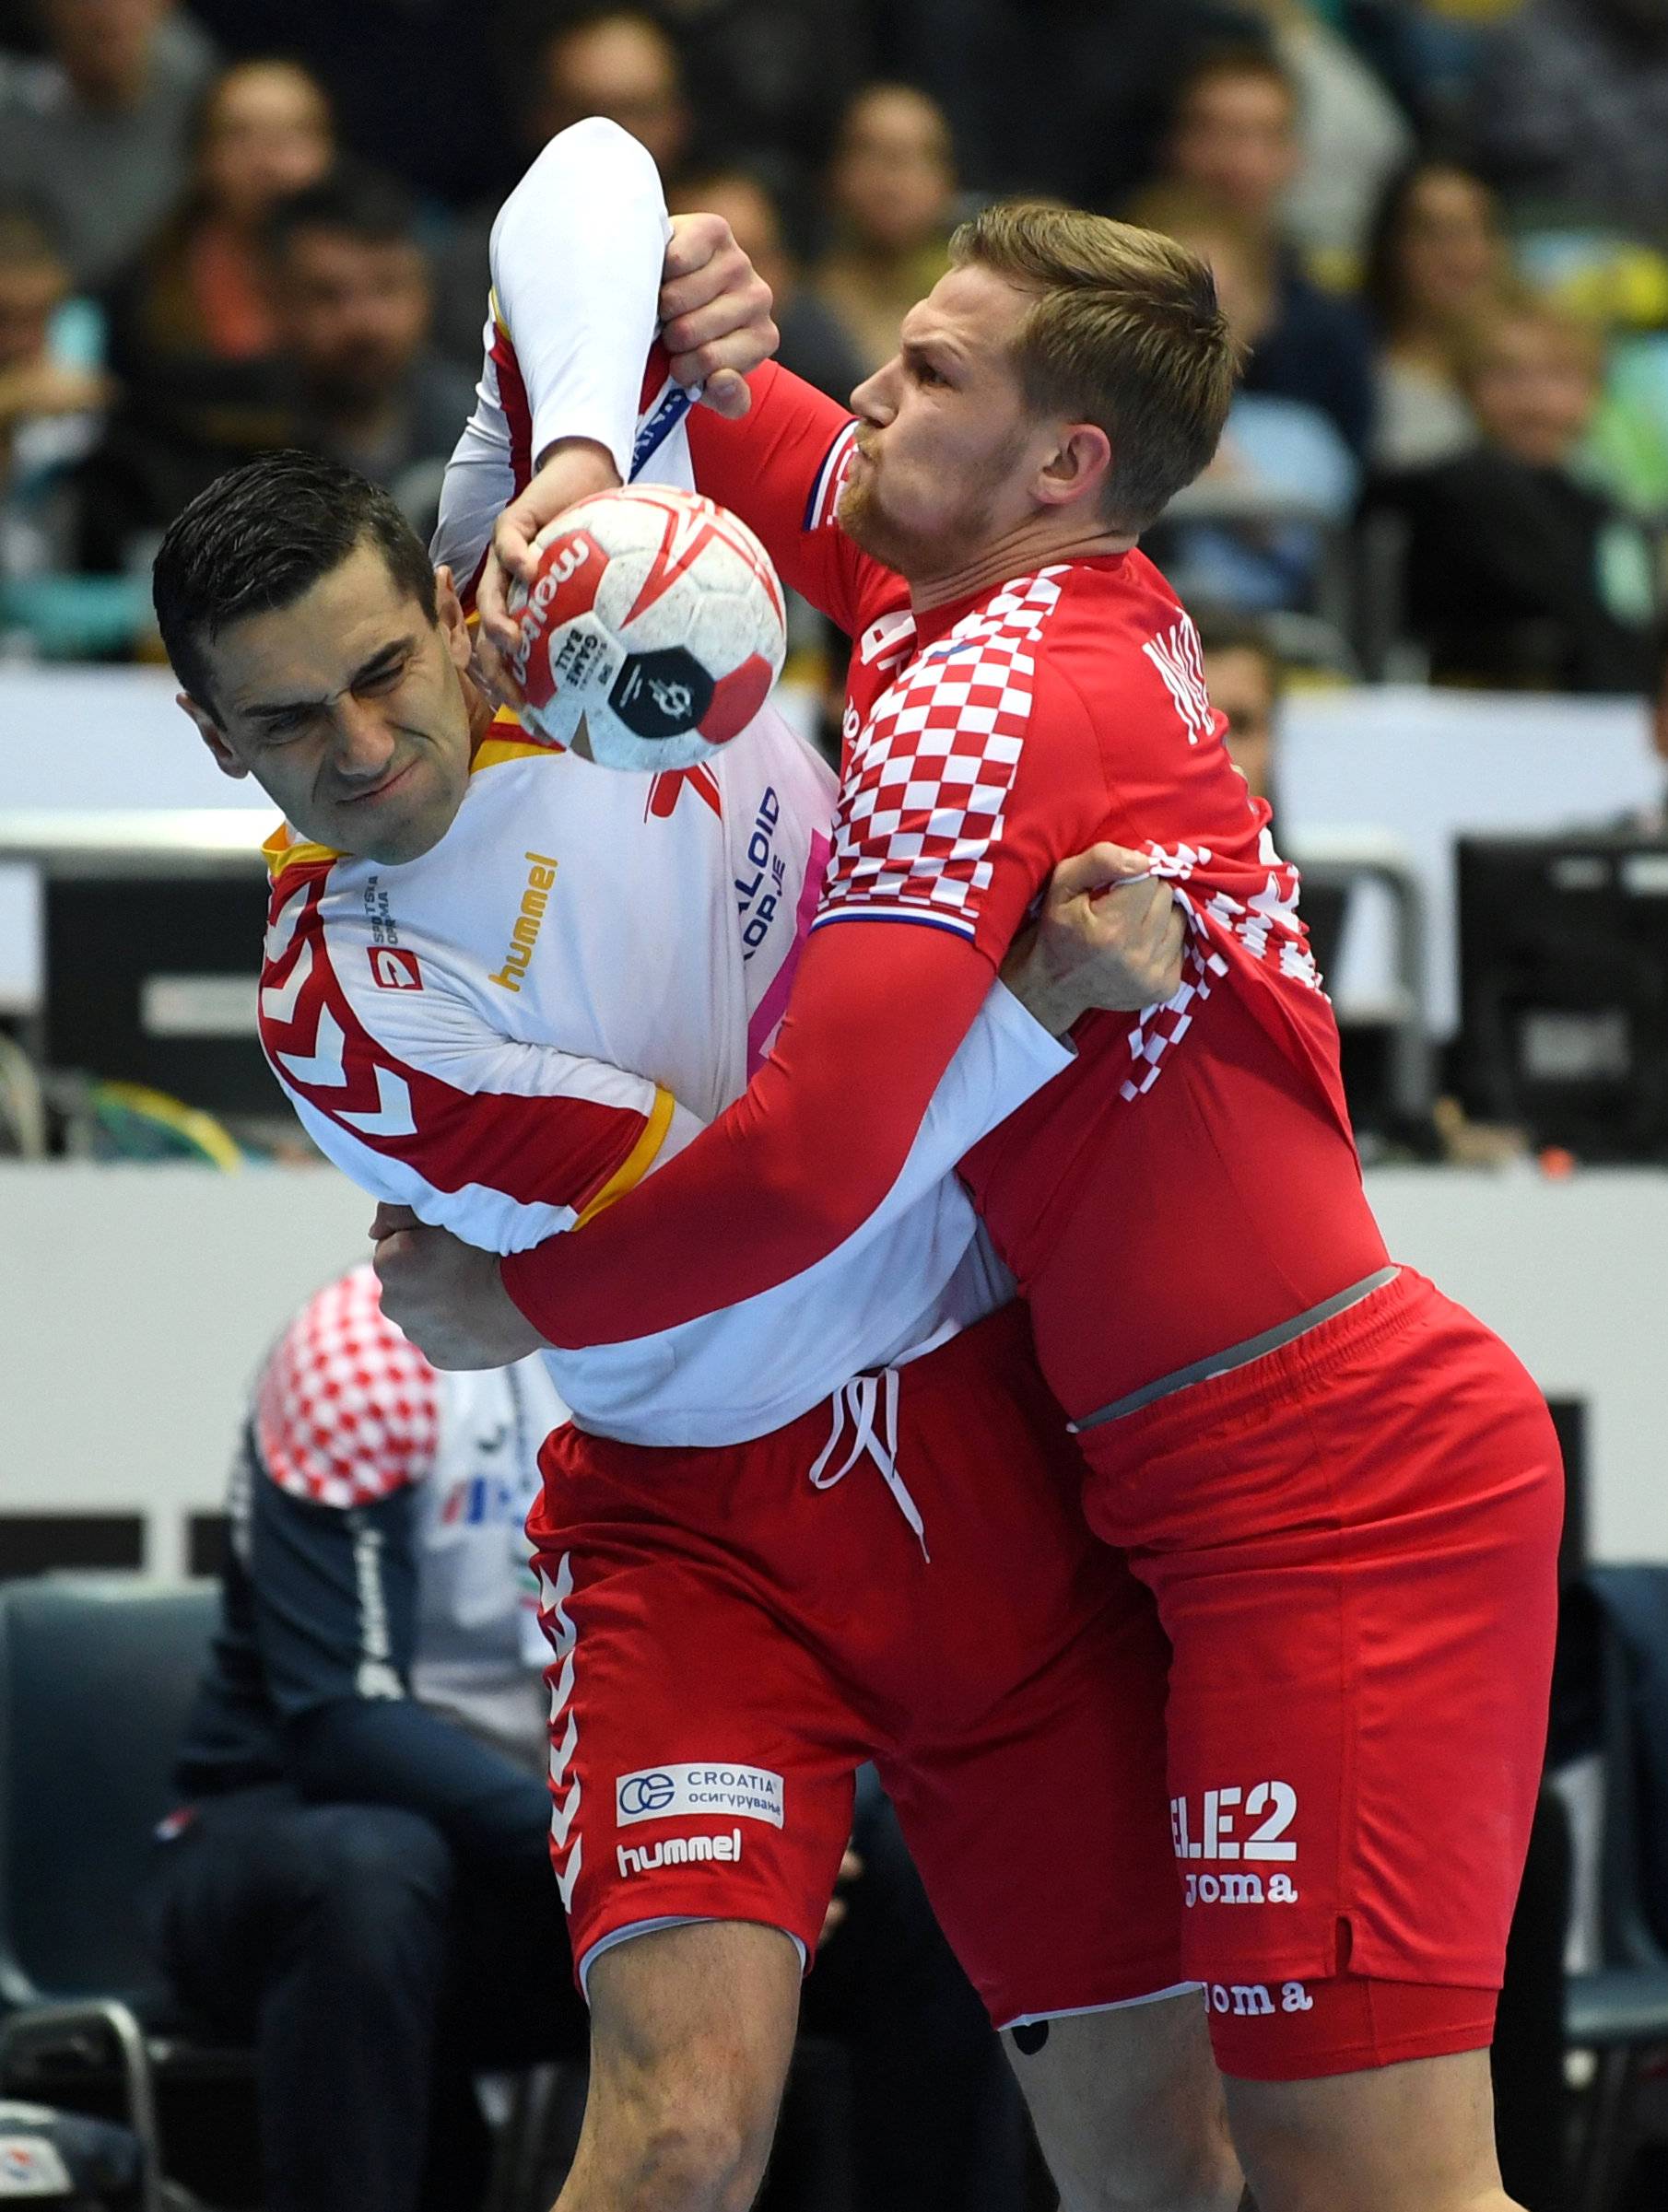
[489,851,559,994]
[617,1828,743,1877]
[369,946,423,990]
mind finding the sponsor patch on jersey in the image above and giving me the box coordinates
[369,945,424,990]
[615,1761,784,1829]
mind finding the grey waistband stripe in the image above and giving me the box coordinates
[1069,1266,1401,1434]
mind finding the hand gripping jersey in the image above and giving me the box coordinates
[499,364,1393,1421]
[259,125,1067,1444]
[175,1264,566,1791]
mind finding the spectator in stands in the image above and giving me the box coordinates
[668,166,864,404]
[810,84,957,377]
[1142,195,1359,612]
[0,0,216,288]
[1364,291,1659,692]
[430,6,692,376]
[887,0,1263,210]
[147,1264,1028,2212]
[1468,0,1668,237]
[1237,0,1416,264]
[1198,612,1284,809]
[1142,42,1376,457]
[76,59,335,571]
[1362,158,1507,471]
[0,207,107,613]
[526,6,691,187]
[269,164,476,536]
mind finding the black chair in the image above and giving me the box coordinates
[1562,1570,1668,2212]
[0,1576,229,2212]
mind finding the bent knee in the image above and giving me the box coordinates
[629,2108,774,2212]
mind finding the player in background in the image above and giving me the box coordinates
[393,201,1563,2212]
[152,127,1245,2212]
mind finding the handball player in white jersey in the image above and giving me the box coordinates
[151,123,1242,2212]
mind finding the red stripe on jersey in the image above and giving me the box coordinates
[259,879,652,1219]
[638,338,672,415]
[645,764,722,821]
[493,322,534,493]
[256,1262,440,1508]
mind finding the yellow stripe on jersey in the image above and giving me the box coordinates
[490,287,507,338]
[575,1084,675,1226]
[474,703,561,772]
[264,822,341,880]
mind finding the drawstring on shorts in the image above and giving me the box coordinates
[806,1368,931,1562]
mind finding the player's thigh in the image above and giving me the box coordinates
[570,1920,803,2204]
[878,1549,1181,2031]
[1224,2045,1512,2212]
[532,1516,861,1989]
[1007,1990,1238,2212]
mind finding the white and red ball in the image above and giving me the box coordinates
[505,483,787,771]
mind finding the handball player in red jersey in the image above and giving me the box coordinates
[383,205,1562,2212]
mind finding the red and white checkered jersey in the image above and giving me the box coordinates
[501,364,1392,1419]
[254,1261,566,1750]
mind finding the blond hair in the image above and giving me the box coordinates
[950,199,1241,531]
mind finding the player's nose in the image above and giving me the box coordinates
[331,695,399,781]
[852,358,896,427]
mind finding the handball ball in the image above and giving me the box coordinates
[506,484,787,771]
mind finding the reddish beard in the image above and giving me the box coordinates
[836,439,1017,579]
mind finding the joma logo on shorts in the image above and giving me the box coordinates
[1207,1981,1314,2017]
[617,1828,743,1878]
[1184,1870,1298,1906]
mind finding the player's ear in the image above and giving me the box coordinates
[1034,422,1113,513]
[433,565,473,674]
[178,692,248,780]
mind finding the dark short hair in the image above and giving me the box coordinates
[267,158,419,259]
[152,450,439,713]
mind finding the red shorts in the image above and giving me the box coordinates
[1075,1267,1563,2079]
[526,1303,1181,2029]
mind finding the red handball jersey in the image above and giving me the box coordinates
[502,365,1390,1419]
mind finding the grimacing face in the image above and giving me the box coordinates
[839,263,1070,579]
[181,542,478,865]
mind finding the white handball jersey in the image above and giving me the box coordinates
[258,115,1073,1445]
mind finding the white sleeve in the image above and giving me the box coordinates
[430,117,670,582]
[852,980,1072,1239]
[490,116,669,478]
[260,907,704,1256]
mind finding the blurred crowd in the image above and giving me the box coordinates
[7,0,1668,693]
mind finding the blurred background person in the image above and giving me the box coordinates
[0,0,216,289]
[1196,611,1284,813]
[888,0,1263,211]
[669,163,864,404]
[1142,41,1375,458]
[268,162,476,537]
[1231,0,1415,266]
[1364,290,1661,692]
[1142,193,1359,614]
[527,5,692,190]
[78,56,335,572]
[809,82,957,377]
[1467,0,1668,237]
[1361,158,1508,472]
[0,199,147,658]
